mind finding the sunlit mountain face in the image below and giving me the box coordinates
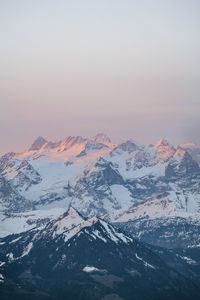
[0,133,200,299]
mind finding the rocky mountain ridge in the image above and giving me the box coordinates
[0,134,200,248]
[0,207,199,300]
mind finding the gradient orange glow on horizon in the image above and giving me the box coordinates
[0,0,200,155]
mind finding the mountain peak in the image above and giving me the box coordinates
[111,138,142,155]
[54,206,84,225]
[155,138,172,147]
[180,142,200,149]
[29,136,47,151]
[36,207,132,245]
[43,207,86,239]
[92,133,111,144]
[153,138,176,159]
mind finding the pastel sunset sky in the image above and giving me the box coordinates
[0,0,200,154]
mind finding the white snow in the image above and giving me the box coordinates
[135,253,156,269]
[83,266,105,273]
[0,207,67,237]
[100,220,132,244]
[179,256,196,264]
[62,216,98,242]
[1,134,200,239]
[9,237,22,244]
[51,208,84,237]
[21,242,33,257]
[7,253,14,262]
[38,208,99,244]
[9,139,115,211]
[110,185,133,208]
[108,189,200,224]
[188,244,200,248]
[0,273,4,282]
[0,261,5,267]
[92,230,107,243]
[153,140,175,160]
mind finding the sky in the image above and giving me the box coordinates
[0,0,200,154]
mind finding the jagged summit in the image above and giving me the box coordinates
[92,133,111,144]
[44,206,87,238]
[110,138,142,155]
[29,136,47,151]
[28,135,88,153]
[64,136,86,146]
[153,138,176,159]
[181,142,200,148]
[1,132,200,251]
[58,206,83,220]
[154,138,174,148]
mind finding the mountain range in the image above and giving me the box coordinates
[0,133,200,299]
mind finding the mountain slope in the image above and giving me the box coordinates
[0,208,198,300]
[146,243,200,286]
[0,134,200,250]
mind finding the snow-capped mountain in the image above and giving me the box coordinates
[153,138,176,160]
[0,207,198,300]
[0,134,200,249]
[29,136,47,151]
[92,133,112,144]
[180,142,200,166]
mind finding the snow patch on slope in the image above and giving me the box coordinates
[83,266,106,273]
[135,253,156,269]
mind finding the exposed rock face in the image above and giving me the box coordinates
[165,151,200,182]
[0,175,32,212]
[153,139,176,160]
[29,136,47,151]
[92,133,111,144]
